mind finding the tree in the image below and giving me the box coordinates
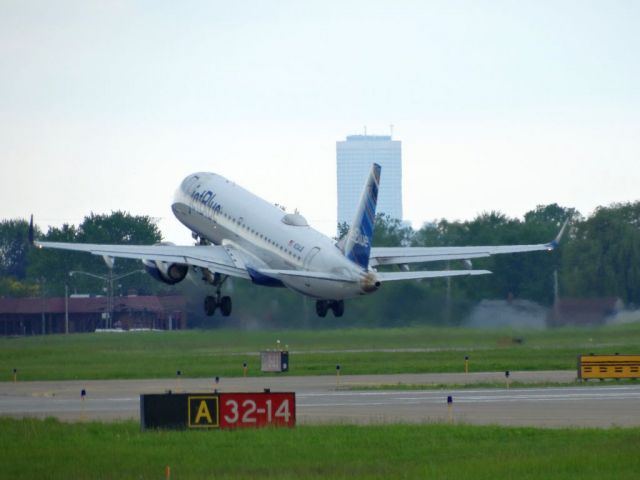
[0,219,35,279]
[561,202,640,305]
[26,211,163,297]
[372,214,414,247]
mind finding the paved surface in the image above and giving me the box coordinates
[1,371,638,427]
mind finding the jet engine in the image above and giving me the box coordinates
[142,242,189,285]
[143,260,189,285]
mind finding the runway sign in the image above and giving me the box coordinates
[219,392,295,428]
[140,392,295,430]
[578,354,640,380]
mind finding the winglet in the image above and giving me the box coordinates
[28,215,35,246]
[548,218,569,250]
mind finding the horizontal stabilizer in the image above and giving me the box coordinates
[377,270,491,282]
[258,269,358,283]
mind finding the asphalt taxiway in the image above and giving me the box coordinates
[1,371,638,427]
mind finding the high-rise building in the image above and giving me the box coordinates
[336,134,402,229]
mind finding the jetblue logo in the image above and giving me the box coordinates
[353,233,370,247]
[192,189,222,213]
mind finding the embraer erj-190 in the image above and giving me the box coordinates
[31,164,566,318]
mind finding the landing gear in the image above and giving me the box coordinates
[204,294,232,317]
[316,300,329,318]
[203,275,232,317]
[331,300,344,317]
[204,295,217,316]
[315,300,344,318]
[220,295,232,316]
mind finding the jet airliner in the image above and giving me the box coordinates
[31,164,566,318]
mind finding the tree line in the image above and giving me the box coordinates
[1,200,639,327]
[0,212,163,299]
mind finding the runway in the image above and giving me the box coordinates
[1,371,638,427]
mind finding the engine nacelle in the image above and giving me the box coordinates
[143,259,189,285]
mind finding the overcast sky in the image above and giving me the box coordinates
[1,1,639,244]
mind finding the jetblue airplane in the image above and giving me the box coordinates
[31,164,565,318]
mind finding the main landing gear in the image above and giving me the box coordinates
[315,300,344,318]
[204,275,232,317]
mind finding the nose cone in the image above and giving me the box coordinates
[360,271,381,293]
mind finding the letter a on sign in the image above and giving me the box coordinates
[188,396,219,428]
[195,401,212,424]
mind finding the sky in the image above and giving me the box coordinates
[1,0,639,245]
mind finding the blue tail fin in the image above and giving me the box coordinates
[342,163,381,269]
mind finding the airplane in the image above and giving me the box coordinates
[30,163,567,318]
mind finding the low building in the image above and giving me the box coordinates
[0,295,187,335]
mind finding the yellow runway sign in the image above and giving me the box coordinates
[578,354,640,380]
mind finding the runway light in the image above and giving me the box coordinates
[80,389,87,421]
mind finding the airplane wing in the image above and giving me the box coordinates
[370,220,568,267]
[33,240,251,280]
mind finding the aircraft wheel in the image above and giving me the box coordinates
[204,295,217,316]
[331,300,344,317]
[220,296,232,317]
[316,300,329,318]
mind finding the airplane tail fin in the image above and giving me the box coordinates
[341,163,381,269]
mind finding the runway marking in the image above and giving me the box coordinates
[297,385,640,408]
[298,385,640,398]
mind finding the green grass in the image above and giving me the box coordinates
[2,323,640,381]
[0,417,638,479]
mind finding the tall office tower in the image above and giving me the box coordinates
[336,134,402,230]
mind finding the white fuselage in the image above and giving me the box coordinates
[170,172,375,300]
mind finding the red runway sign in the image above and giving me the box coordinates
[219,392,295,428]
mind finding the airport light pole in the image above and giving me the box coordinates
[68,269,145,329]
[64,282,69,334]
[39,277,46,335]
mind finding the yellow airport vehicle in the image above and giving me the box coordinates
[578,354,640,381]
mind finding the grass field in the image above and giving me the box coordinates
[1,417,638,479]
[2,323,640,381]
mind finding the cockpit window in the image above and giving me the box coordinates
[181,175,199,191]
